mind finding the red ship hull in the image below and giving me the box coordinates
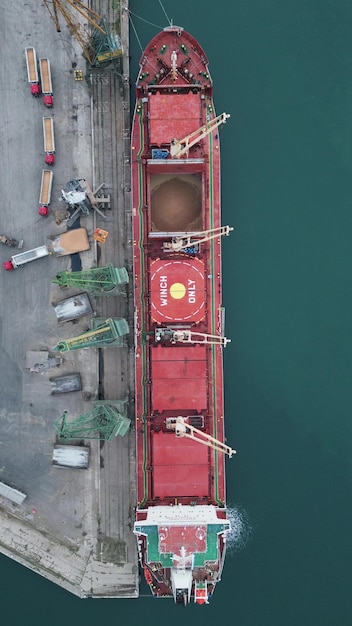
[131,26,232,605]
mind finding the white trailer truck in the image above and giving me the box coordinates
[3,245,49,271]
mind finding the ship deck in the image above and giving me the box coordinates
[131,27,226,511]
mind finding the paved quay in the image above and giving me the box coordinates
[0,0,138,598]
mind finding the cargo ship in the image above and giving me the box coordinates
[131,25,234,605]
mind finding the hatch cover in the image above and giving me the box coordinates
[150,257,205,323]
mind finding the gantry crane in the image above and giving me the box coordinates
[43,0,122,66]
[170,112,230,158]
[166,416,236,458]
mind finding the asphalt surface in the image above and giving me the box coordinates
[0,0,137,598]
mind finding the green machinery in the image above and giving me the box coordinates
[52,264,129,295]
[91,17,122,66]
[54,401,131,441]
[43,2,122,67]
[54,317,129,352]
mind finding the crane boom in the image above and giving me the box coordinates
[43,1,121,66]
[162,225,233,252]
[170,112,230,158]
[166,417,236,458]
[155,327,231,347]
[65,0,104,31]
[43,0,105,33]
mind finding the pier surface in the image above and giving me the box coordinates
[0,0,137,598]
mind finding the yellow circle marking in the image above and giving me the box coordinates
[170,282,186,299]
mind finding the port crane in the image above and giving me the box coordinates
[53,317,129,352]
[43,0,122,66]
[55,401,130,441]
[170,112,230,158]
[162,225,234,252]
[166,416,236,458]
[52,264,129,295]
[155,327,231,347]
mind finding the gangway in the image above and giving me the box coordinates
[53,317,129,352]
[52,264,129,295]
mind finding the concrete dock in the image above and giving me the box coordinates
[0,0,138,598]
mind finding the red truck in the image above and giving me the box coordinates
[43,117,55,165]
[25,47,40,96]
[39,169,53,216]
[39,58,53,107]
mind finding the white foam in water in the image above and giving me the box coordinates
[225,505,252,554]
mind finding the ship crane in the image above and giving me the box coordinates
[170,112,230,158]
[166,416,236,458]
[155,327,231,347]
[163,225,233,252]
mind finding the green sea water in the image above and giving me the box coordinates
[1,1,352,624]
